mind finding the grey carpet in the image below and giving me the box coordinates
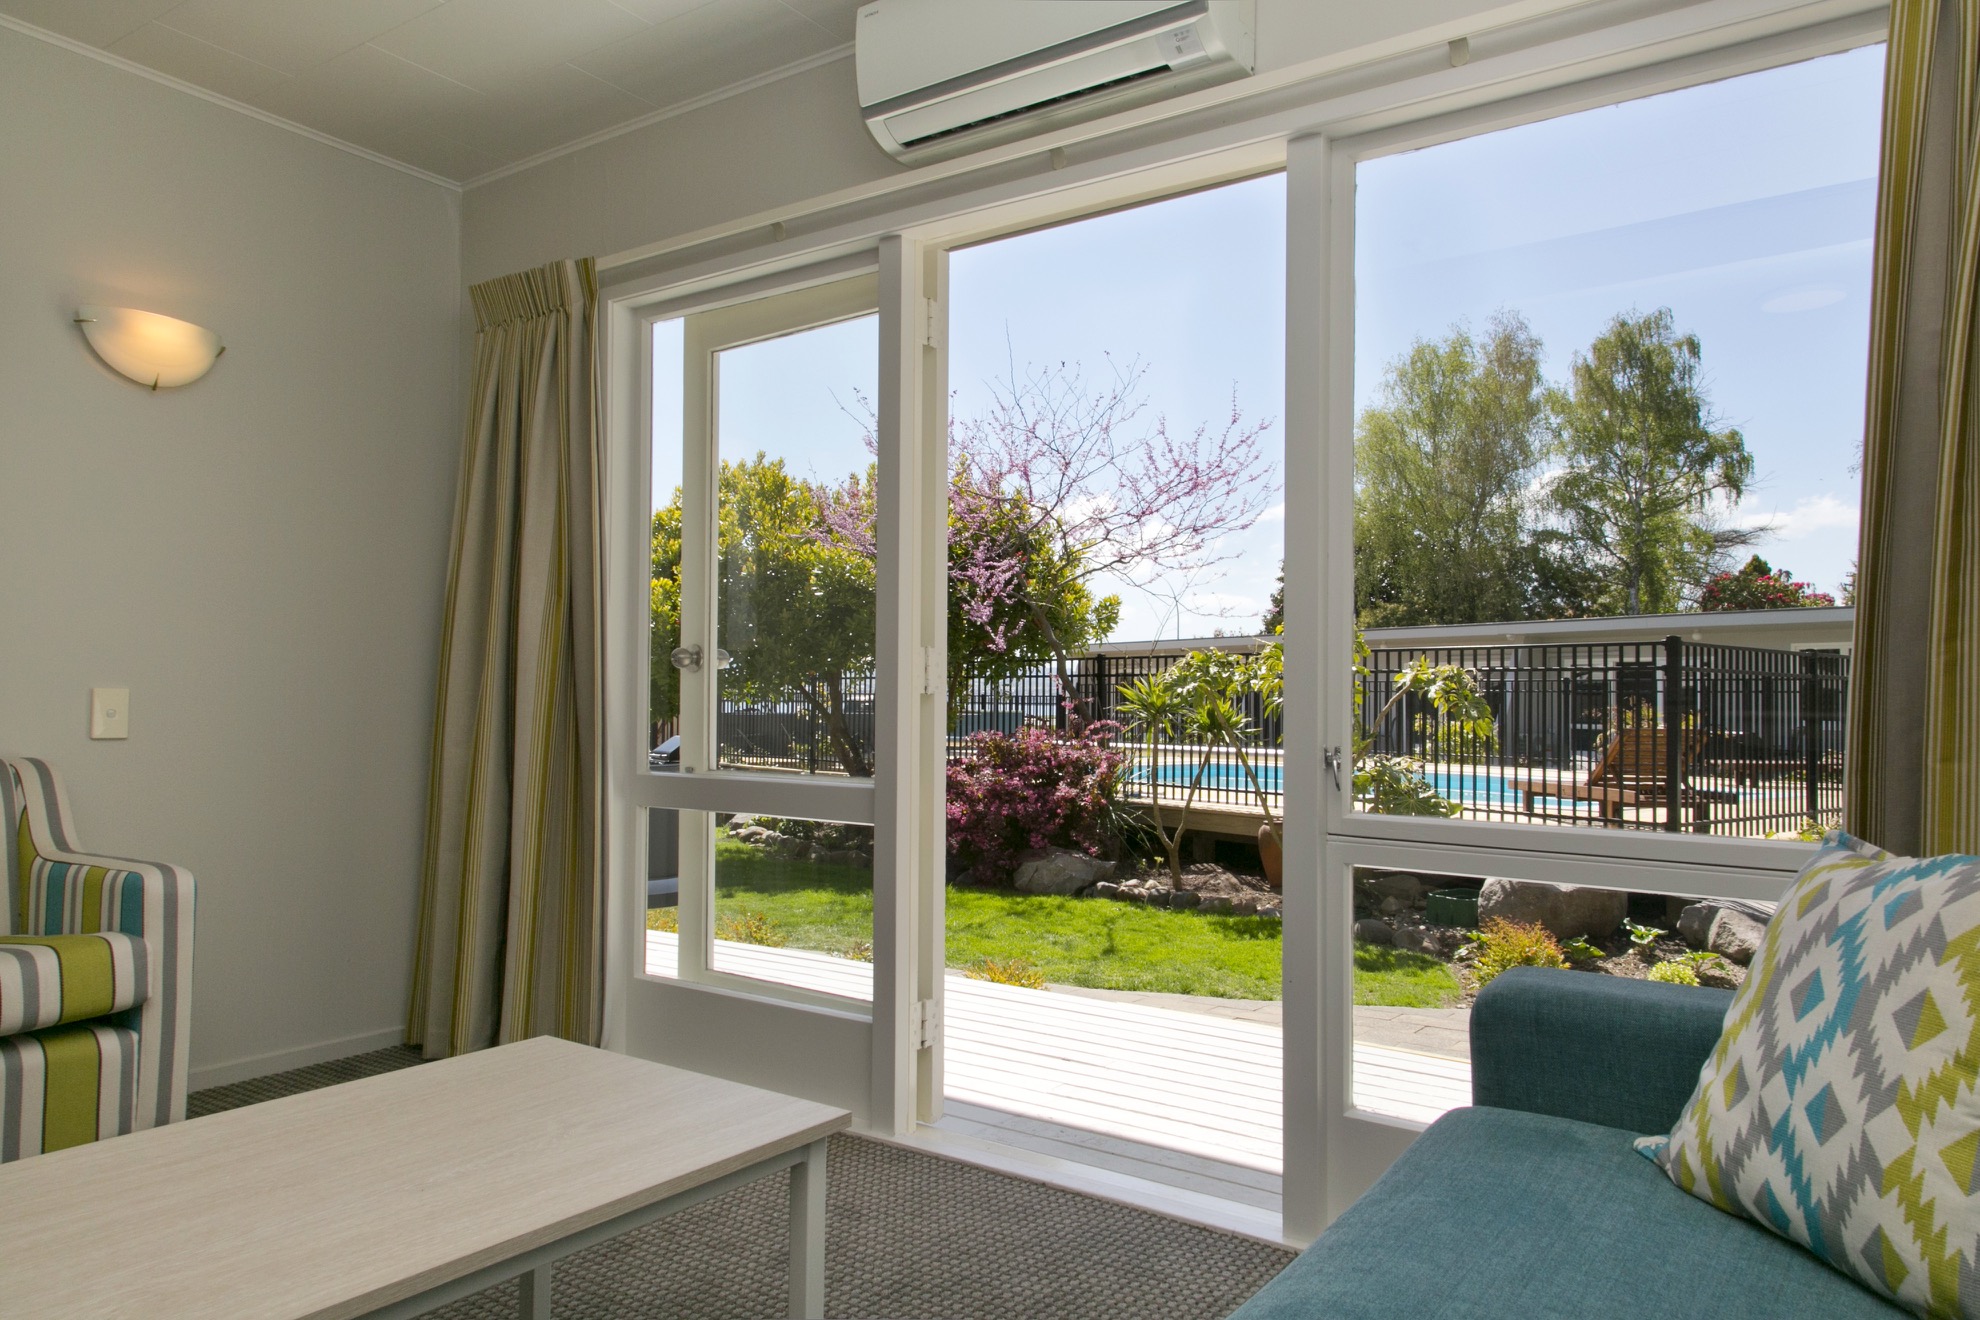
[187,1047,1294,1319]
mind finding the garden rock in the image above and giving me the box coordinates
[1477,878,1626,940]
[1013,848,1116,896]
[1361,872,1427,903]
[1095,881,1120,899]
[1678,899,1776,951]
[1201,896,1234,915]
[1232,897,1260,916]
[1354,919,1393,946]
[1708,908,1769,965]
[1170,890,1201,909]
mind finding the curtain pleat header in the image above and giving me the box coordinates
[471,260,598,331]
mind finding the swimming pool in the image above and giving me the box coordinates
[1141,761,1570,808]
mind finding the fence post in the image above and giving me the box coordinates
[1801,650,1820,826]
[1663,635,1683,832]
[806,679,818,775]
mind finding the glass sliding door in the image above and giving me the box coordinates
[937,174,1288,1207]
[1287,39,1889,1234]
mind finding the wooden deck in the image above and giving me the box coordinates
[646,934,1469,1174]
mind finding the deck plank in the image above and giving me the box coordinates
[645,933,1470,1172]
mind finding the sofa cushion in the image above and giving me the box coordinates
[1229,1106,1904,1319]
[0,1021,141,1158]
[0,933,148,1037]
[1637,832,1980,1318]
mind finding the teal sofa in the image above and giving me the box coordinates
[1231,968,1905,1319]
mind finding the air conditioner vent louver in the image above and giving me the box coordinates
[857,1,1255,164]
[895,66,1171,151]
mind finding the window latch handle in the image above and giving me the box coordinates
[1325,747,1343,792]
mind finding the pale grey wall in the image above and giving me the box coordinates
[0,26,462,1083]
[462,0,1571,281]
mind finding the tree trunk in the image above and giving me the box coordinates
[1026,601,1085,731]
[805,674,872,779]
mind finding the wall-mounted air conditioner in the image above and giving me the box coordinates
[856,1,1256,164]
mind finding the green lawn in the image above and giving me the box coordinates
[651,840,1460,1007]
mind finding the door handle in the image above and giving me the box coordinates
[1324,747,1343,792]
[669,645,732,673]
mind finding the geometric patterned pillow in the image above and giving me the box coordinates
[1636,832,1980,1319]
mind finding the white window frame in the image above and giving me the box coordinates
[592,0,1889,1236]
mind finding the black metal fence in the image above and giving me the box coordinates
[949,650,1280,812]
[1359,636,1847,835]
[703,634,1848,838]
[713,679,878,777]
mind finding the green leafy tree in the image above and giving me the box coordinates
[1352,639,1497,817]
[1354,313,1590,626]
[651,455,876,777]
[1547,309,1758,614]
[1699,556,1837,611]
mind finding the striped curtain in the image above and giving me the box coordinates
[408,259,605,1056]
[1847,0,1980,856]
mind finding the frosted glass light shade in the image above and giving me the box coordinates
[74,306,224,389]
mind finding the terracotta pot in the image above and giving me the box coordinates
[1257,822,1283,891]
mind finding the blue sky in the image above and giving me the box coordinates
[656,41,1884,641]
[1356,42,1884,605]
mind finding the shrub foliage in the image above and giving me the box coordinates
[946,722,1127,881]
[1648,960,1701,986]
[1471,917,1568,986]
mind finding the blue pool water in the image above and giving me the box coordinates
[1142,762,1563,807]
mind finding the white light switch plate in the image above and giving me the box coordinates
[90,687,129,739]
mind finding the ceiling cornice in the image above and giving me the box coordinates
[0,11,462,191]
[462,42,856,191]
[0,12,856,195]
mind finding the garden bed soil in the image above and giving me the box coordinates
[1107,860,1283,917]
[1358,870,1750,1001]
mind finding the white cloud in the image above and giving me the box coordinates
[1761,286,1846,314]
[1182,590,1264,615]
[1257,502,1286,523]
[1736,493,1859,538]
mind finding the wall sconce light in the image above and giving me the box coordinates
[73,306,224,390]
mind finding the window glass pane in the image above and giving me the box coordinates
[642,806,679,979]
[650,317,685,762]
[1349,47,1880,838]
[1349,866,1753,1124]
[711,814,874,1000]
[715,317,879,777]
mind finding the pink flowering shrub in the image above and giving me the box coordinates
[1700,556,1836,611]
[946,722,1128,882]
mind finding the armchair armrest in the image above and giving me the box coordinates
[3,758,193,1130]
[1470,966,1732,1135]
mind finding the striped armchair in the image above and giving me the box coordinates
[0,758,193,1159]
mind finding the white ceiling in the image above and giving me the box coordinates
[0,0,863,184]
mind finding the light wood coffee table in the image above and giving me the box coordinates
[0,1036,850,1319]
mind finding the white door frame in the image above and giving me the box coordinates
[598,243,943,1135]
